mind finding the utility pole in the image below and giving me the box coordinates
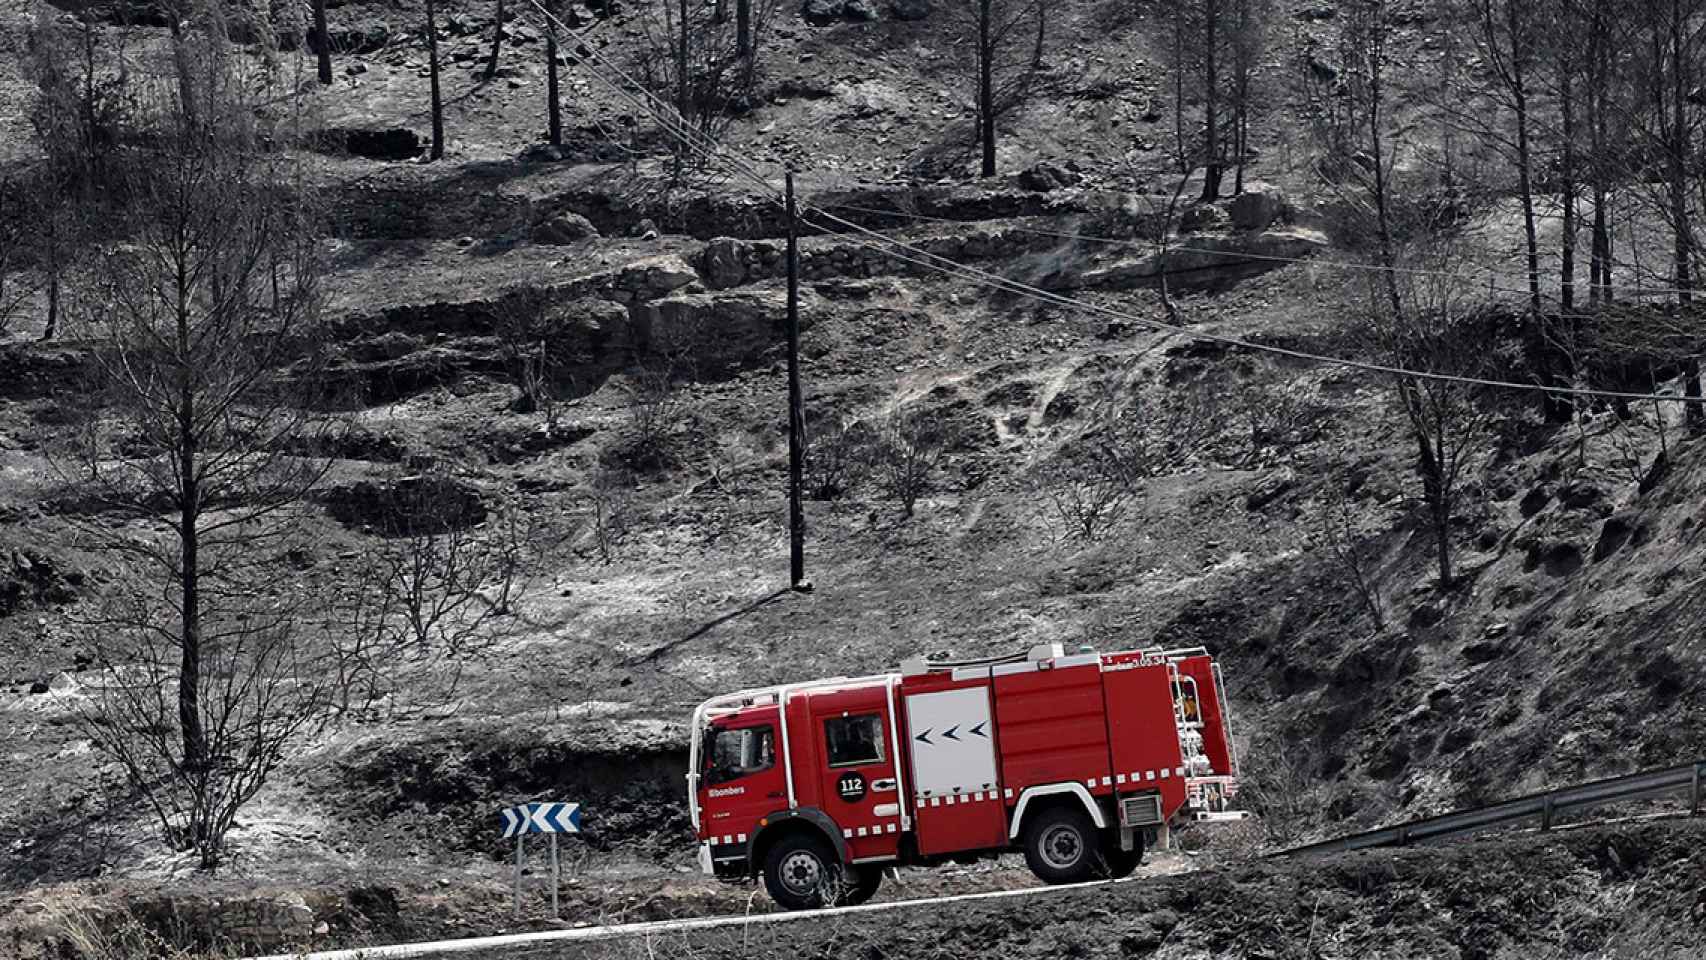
[785,171,808,590]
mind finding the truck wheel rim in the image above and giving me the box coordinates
[780,851,824,895]
[1039,824,1084,870]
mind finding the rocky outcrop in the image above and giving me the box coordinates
[1228,185,1293,231]
[640,287,820,376]
[1064,228,1330,292]
[1018,161,1083,193]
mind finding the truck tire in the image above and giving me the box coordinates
[841,864,883,906]
[1021,804,1101,884]
[1101,830,1143,879]
[762,833,845,910]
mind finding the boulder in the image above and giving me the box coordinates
[1229,186,1289,230]
[1018,161,1081,192]
[803,0,846,24]
[1177,202,1227,233]
[520,143,567,163]
[889,0,931,18]
[617,254,700,300]
[845,0,883,19]
[532,212,601,245]
[701,237,750,289]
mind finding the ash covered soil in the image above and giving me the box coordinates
[507,821,1706,960]
[3,0,1706,954]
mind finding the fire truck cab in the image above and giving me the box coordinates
[686,643,1243,909]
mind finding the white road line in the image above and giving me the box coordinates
[249,874,1146,960]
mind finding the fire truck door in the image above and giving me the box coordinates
[814,697,903,862]
[699,712,786,848]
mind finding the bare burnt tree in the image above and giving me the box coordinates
[1472,0,1543,315]
[950,0,1046,178]
[22,7,134,339]
[485,0,508,80]
[544,0,563,145]
[1226,0,1271,194]
[54,22,338,867]
[870,407,950,518]
[1619,0,1706,426]
[427,0,446,160]
[1316,477,1387,631]
[1360,243,1494,589]
[804,417,866,501]
[1164,0,1268,196]
[312,0,333,84]
[634,0,781,178]
[496,289,567,426]
[588,467,633,563]
[333,476,543,719]
[1034,400,1166,542]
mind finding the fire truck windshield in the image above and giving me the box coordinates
[706,725,775,785]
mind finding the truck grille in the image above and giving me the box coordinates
[1120,793,1163,827]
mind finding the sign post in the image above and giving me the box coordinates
[500,801,582,918]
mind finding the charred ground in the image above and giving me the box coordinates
[2,0,1706,955]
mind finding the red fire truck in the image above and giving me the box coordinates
[686,642,1243,909]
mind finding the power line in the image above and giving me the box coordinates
[512,0,1706,408]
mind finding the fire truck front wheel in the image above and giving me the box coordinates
[1021,804,1102,884]
[761,833,845,910]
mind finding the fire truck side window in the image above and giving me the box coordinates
[824,714,885,767]
[706,725,774,784]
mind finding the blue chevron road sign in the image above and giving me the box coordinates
[500,802,582,838]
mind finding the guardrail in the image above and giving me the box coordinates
[1274,759,1706,858]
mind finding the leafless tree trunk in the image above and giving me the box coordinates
[1587,0,1613,304]
[427,0,445,160]
[545,0,562,145]
[1200,0,1223,200]
[484,0,506,80]
[1664,0,1702,424]
[978,0,996,177]
[312,0,332,85]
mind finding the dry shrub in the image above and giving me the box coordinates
[50,906,236,960]
[1235,732,1330,849]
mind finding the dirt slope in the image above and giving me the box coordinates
[3,0,1706,954]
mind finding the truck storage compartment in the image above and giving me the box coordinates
[992,658,1113,797]
[905,684,1007,856]
[1101,655,1188,820]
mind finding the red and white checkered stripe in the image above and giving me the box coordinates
[1098,766,1186,789]
[914,789,1002,807]
[841,820,901,838]
[708,831,750,846]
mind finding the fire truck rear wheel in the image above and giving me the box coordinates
[1022,805,1101,884]
[762,833,845,910]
